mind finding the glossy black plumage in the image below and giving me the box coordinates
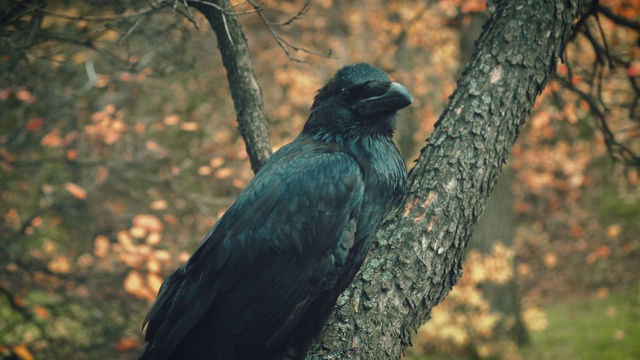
[140,63,411,360]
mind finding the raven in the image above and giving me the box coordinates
[140,63,412,360]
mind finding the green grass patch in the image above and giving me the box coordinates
[523,283,640,360]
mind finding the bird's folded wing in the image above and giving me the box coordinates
[142,142,366,359]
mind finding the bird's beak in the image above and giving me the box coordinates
[355,82,413,116]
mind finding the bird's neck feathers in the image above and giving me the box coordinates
[302,99,397,143]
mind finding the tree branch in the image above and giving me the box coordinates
[187,0,272,173]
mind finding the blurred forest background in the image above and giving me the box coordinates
[1,0,639,359]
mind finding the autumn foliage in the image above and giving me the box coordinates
[1,0,639,359]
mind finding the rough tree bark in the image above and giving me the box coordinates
[191,0,584,358]
[188,0,272,173]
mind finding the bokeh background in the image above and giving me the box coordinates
[1,0,638,359]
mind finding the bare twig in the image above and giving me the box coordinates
[246,0,333,63]
[597,3,640,31]
[268,0,310,26]
[17,0,169,21]
[554,75,640,166]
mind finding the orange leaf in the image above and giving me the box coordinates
[124,271,144,295]
[41,130,65,148]
[214,168,234,179]
[163,214,178,225]
[16,88,34,102]
[145,232,161,245]
[117,230,135,251]
[150,199,167,210]
[153,249,171,262]
[145,141,160,152]
[543,252,557,268]
[595,245,611,259]
[66,149,77,161]
[209,157,225,168]
[114,338,140,352]
[12,343,34,360]
[627,62,640,77]
[26,118,44,131]
[180,122,199,131]
[606,224,622,238]
[129,226,147,239]
[133,214,163,232]
[197,166,212,176]
[48,255,71,274]
[146,258,161,273]
[32,305,49,319]
[65,182,87,199]
[147,273,163,294]
[163,114,179,126]
[94,235,110,258]
[178,252,190,263]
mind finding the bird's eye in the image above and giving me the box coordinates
[340,87,349,99]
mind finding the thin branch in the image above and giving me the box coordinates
[597,3,640,31]
[185,0,260,16]
[554,75,640,166]
[18,0,170,21]
[268,0,310,26]
[246,0,333,63]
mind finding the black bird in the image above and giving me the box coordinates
[140,63,412,360]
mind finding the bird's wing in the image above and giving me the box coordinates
[141,141,366,359]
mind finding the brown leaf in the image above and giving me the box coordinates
[95,166,109,183]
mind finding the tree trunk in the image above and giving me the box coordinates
[193,0,583,358]
[460,11,529,347]
[312,1,581,358]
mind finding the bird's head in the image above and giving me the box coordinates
[303,63,413,141]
